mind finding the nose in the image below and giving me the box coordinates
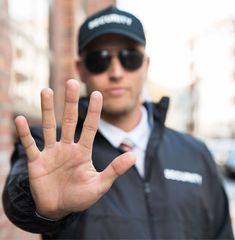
[107,56,124,81]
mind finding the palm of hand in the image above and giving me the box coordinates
[29,143,96,214]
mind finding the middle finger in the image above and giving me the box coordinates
[61,79,80,144]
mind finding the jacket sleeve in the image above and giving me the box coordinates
[202,143,234,239]
[214,184,234,239]
[2,126,76,234]
[213,176,234,239]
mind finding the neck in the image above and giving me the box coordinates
[101,106,142,132]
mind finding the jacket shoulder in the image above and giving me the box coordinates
[163,128,217,172]
[165,128,207,150]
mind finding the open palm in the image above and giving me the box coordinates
[15,79,135,220]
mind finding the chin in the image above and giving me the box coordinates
[102,97,139,117]
[102,104,132,117]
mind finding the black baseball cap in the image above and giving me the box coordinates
[78,5,146,54]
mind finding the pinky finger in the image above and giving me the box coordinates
[15,116,40,162]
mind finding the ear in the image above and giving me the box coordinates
[143,55,150,82]
[145,55,150,70]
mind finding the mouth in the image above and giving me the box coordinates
[105,87,127,97]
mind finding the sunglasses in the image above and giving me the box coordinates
[83,48,144,74]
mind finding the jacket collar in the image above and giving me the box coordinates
[144,96,170,128]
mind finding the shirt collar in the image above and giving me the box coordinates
[98,106,151,150]
[98,118,126,148]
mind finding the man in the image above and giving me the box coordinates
[3,5,234,239]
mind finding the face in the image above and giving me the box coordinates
[77,34,149,118]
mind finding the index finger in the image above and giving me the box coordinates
[78,91,102,151]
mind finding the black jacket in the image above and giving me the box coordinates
[2,98,234,239]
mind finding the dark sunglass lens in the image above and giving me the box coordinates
[85,50,111,73]
[119,49,144,71]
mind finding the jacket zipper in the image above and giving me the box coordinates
[132,166,155,239]
[144,181,155,239]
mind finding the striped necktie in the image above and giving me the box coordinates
[119,138,133,152]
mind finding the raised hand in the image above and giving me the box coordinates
[15,79,136,220]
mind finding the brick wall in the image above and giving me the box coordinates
[82,0,116,15]
[51,0,117,122]
[50,0,77,123]
[0,1,40,239]
[0,0,13,238]
[0,0,115,239]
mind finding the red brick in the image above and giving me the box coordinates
[0,1,116,239]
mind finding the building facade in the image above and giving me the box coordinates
[0,0,115,239]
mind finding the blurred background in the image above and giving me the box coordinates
[1,0,235,239]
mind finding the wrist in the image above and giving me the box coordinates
[36,208,71,220]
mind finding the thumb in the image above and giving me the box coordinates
[99,152,136,194]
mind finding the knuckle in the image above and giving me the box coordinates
[83,123,97,132]
[42,107,53,112]
[43,124,56,130]
[61,138,73,144]
[25,139,35,150]
[63,116,77,125]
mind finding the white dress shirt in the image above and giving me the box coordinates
[99,106,151,178]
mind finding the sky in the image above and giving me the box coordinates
[117,0,235,89]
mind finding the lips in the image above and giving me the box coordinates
[105,87,127,96]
